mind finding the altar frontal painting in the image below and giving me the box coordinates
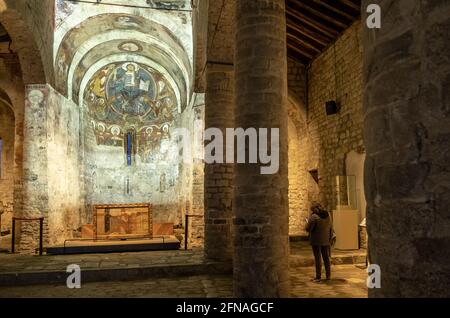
[93,203,152,239]
[85,62,178,162]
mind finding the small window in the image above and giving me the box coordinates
[124,130,136,166]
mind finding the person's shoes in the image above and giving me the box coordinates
[311,278,322,283]
[324,277,331,282]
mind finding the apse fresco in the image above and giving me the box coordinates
[54,13,191,99]
[85,62,178,163]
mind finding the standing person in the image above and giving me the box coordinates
[305,203,333,282]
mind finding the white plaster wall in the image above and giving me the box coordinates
[46,88,82,244]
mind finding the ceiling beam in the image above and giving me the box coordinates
[287,51,310,65]
[285,0,361,65]
[286,19,330,47]
[287,32,322,54]
[287,42,315,60]
[286,7,340,39]
[289,0,350,29]
[338,0,361,12]
[313,0,357,20]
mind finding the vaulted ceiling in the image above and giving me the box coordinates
[54,5,193,111]
[286,0,361,65]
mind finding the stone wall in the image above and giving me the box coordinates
[288,115,303,235]
[307,21,364,212]
[363,0,450,297]
[287,57,310,236]
[0,59,26,233]
[2,0,54,84]
[188,100,205,248]
[288,57,306,102]
[19,85,82,251]
[46,88,82,245]
[0,99,14,232]
[287,99,311,236]
[20,85,51,252]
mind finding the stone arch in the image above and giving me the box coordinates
[0,75,25,221]
[0,2,47,84]
[0,86,12,111]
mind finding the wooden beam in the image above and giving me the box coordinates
[287,51,309,65]
[338,0,361,12]
[287,42,315,61]
[289,0,349,29]
[286,8,339,39]
[314,0,357,20]
[287,32,322,54]
[287,18,330,47]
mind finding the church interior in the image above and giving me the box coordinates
[0,0,449,299]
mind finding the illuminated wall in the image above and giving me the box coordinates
[0,99,14,233]
[82,60,191,225]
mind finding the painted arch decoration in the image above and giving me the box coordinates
[54,13,192,109]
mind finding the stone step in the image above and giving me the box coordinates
[0,261,233,287]
[290,254,367,268]
[46,236,181,255]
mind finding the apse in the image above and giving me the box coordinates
[82,60,186,224]
[44,0,200,245]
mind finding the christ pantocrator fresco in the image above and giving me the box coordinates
[85,62,178,163]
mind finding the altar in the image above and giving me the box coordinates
[93,203,152,240]
[46,203,180,255]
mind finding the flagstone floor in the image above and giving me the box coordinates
[0,264,367,298]
[0,240,368,298]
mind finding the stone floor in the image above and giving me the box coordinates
[0,241,368,298]
[0,265,367,298]
[0,248,206,273]
[0,241,366,273]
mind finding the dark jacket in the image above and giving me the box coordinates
[305,210,332,246]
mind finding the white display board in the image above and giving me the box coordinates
[332,206,359,250]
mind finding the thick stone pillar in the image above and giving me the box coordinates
[234,0,289,297]
[20,84,49,252]
[204,63,234,261]
[363,0,450,297]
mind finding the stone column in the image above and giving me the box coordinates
[363,0,450,297]
[20,84,49,252]
[234,0,289,297]
[204,63,234,261]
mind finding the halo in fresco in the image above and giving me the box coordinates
[85,61,178,161]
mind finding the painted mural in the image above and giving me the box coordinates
[55,0,76,28]
[54,13,191,99]
[85,62,178,163]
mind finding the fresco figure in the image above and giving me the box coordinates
[85,62,178,160]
